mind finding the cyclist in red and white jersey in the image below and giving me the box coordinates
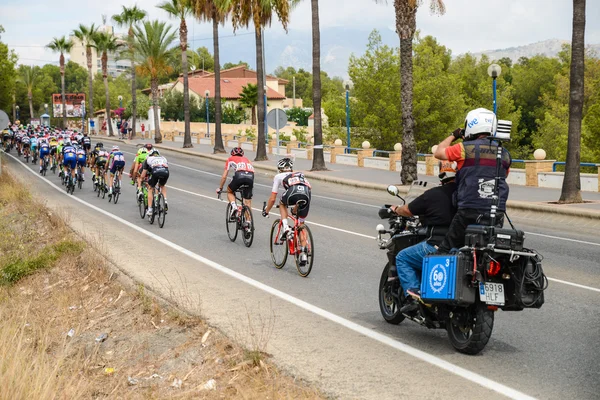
[217,147,255,219]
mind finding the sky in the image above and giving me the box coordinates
[2,0,599,71]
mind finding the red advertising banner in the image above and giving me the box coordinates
[52,93,86,118]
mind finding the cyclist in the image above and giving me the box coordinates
[107,145,125,199]
[30,135,38,161]
[81,132,92,161]
[62,140,77,185]
[21,134,31,159]
[139,149,169,219]
[94,147,109,188]
[90,142,104,182]
[75,144,87,182]
[262,158,312,265]
[57,138,66,177]
[2,129,10,150]
[130,144,151,185]
[49,136,58,169]
[38,139,50,174]
[216,147,255,221]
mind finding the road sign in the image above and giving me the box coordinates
[0,110,9,130]
[267,108,287,130]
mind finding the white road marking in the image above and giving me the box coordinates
[547,278,600,293]
[126,148,600,245]
[5,152,537,400]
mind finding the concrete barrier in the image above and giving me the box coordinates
[538,171,598,192]
[364,157,389,170]
[336,154,358,166]
[525,160,554,187]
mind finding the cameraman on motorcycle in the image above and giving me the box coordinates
[390,161,458,313]
[434,108,512,253]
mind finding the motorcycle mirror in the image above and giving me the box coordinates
[387,185,399,197]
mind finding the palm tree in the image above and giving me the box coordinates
[134,20,177,143]
[191,0,233,154]
[230,0,293,161]
[239,83,258,124]
[158,0,194,148]
[309,0,326,170]
[17,65,39,119]
[72,24,99,129]
[92,31,122,137]
[375,0,445,184]
[46,36,74,128]
[113,5,147,139]
[559,0,586,204]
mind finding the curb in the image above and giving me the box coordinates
[100,137,600,219]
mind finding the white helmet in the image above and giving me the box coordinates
[464,108,497,140]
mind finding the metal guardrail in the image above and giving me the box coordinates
[552,161,599,172]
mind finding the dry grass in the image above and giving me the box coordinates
[0,169,326,399]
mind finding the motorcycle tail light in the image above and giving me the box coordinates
[488,260,501,276]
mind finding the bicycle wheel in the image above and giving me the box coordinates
[295,224,314,277]
[157,193,166,228]
[101,179,106,199]
[241,206,254,248]
[225,203,238,242]
[149,194,157,224]
[78,172,83,190]
[269,219,288,269]
[138,193,146,219]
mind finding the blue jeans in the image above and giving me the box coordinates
[396,241,437,296]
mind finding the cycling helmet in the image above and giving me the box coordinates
[144,143,153,150]
[230,147,244,157]
[96,142,104,148]
[463,108,497,140]
[438,161,457,183]
[112,145,120,151]
[149,149,160,156]
[64,139,71,145]
[277,157,293,172]
[139,147,148,154]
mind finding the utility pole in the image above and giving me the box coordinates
[293,76,296,108]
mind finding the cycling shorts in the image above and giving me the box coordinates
[228,171,254,200]
[148,169,169,188]
[95,157,107,168]
[22,143,30,149]
[50,146,57,155]
[40,148,50,157]
[109,160,125,174]
[281,184,311,219]
[63,155,77,170]
[76,156,86,167]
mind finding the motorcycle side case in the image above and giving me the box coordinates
[420,253,476,305]
[386,232,423,267]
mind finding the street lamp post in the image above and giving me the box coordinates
[44,103,49,127]
[118,95,123,109]
[16,105,20,121]
[81,100,86,133]
[345,84,350,153]
[264,86,268,145]
[487,64,502,115]
[205,90,210,138]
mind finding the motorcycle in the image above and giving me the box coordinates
[377,178,547,355]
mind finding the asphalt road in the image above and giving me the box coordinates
[4,143,600,399]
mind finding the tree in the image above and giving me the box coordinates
[113,6,147,139]
[189,46,215,71]
[134,20,177,143]
[560,0,586,203]
[375,0,445,184]
[310,0,326,170]
[46,36,74,128]
[231,0,293,161]
[73,23,99,129]
[158,0,194,148]
[223,60,249,70]
[286,107,312,126]
[239,83,258,124]
[191,0,233,154]
[92,31,122,137]
[0,26,18,120]
[17,65,40,119]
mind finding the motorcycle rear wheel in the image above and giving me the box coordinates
[446,303,494,355]
[378,263,405,325]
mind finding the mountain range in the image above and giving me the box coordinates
[222,28,600,80]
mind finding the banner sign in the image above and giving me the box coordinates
[52,93,85,118]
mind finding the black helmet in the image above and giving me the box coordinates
[231,147,244,157]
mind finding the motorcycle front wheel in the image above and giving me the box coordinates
[378,263,405,325]
[446,303,494,355]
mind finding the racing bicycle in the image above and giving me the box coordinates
[218,188,254,248]
[148,184,167,228]
[266,203,314,277]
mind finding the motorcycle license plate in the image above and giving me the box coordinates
[479,282,505,306]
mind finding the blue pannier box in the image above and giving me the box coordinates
[420,254,476,304]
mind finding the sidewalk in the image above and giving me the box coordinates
[102,135,600,217]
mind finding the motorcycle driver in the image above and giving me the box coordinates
[390,161,458,313]
[434,108,512,253]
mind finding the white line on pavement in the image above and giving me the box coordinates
[524,232,600,247]
[5,151,537,400]
[547,278,600,293]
